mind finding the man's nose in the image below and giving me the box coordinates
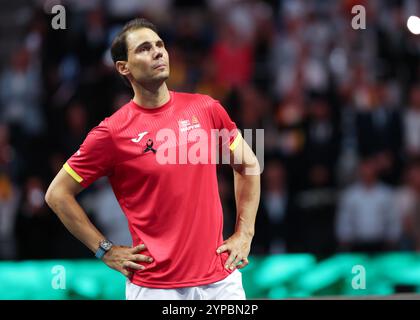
[153,48,163,59]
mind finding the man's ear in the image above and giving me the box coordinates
[115,61,130,77]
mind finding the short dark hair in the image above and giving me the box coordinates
[110,18,159,86]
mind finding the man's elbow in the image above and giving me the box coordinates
[45,183,67,211]
[44,184,57,209]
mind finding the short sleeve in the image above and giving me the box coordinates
[63,121,115,188]
[210,100,240,150]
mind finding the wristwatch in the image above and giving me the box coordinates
[95,239,113,259]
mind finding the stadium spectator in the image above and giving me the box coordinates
[335,157,400,253]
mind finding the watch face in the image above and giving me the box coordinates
[100,240,113,251]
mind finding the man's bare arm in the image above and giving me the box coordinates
[45,168,105,253]
[217,133,261,270]
[45,168,153,277]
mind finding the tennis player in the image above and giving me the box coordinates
[45,18,260,300]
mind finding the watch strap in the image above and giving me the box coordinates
[95,246,107,259]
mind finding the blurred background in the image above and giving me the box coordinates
[1,0,420,299]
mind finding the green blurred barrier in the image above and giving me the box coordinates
[1,253,420,299]
[0,260,125,300]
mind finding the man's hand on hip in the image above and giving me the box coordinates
[216,232,252,271]
[103,243,153,278]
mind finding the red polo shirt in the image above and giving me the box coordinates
[64,91,240,288]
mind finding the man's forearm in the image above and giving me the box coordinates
[46,192,105,253]
[233,170,260,238]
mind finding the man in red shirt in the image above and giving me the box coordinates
[45,18,261,299]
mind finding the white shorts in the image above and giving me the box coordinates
[126,269,246,300]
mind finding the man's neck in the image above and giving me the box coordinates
[132,82,170,108]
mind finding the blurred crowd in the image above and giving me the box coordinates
[1,0,420,261]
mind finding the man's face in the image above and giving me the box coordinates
[123,28,170,85]
[359,160,377,185]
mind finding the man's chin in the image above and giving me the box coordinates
[154,73,170,82]
[159,72,169,80]
[135,74,169,87]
